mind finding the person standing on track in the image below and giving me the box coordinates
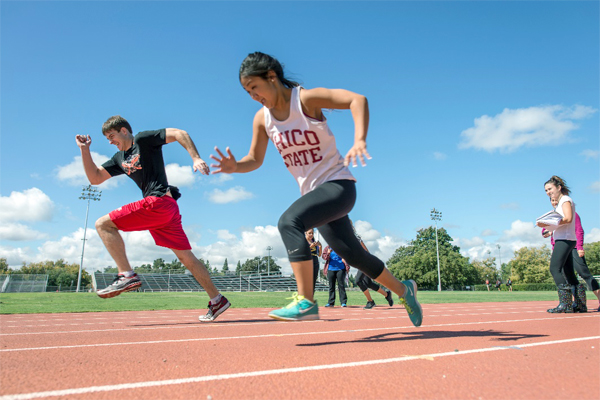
[305,228,322,294]
[537,175,580,313]
[542,197,600,312]
[75,115,230,322]
[210,51,422,326]
[322,246,349,307]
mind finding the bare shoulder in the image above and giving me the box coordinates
[252,108,266,127]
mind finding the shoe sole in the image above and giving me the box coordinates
[97,281,142,299]
[198,301,231,323]
[404,279,423,327]
[268,312,320,321]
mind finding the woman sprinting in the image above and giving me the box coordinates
[210,52,422,326]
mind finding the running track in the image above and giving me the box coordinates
[1,301,598,400]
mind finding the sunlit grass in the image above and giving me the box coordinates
[0,290,564,314]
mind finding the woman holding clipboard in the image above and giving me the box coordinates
[536,176,580,313]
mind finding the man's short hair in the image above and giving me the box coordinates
[102,115,132,135]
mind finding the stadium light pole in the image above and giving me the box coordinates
[266,246,273,276]
[430,208,442,292]
[496,244,502,273]
[78,185,101,292]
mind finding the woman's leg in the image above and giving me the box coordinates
[338,270,348,305]
[327,269,337,305]
[549,241,577,285]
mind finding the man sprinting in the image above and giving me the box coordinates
[75,115,229,322]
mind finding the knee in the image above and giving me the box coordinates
[277,212,302,236]
[95,215,113,232]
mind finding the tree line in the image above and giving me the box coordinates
[2,228,598,290]
[387,226,600,289]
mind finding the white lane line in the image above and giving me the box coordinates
[1,309,596,336]
[1,336,598,400]
[2,314,598,352]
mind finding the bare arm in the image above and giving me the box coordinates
[165,128,209,175]
[210,109,270,174]
[559,201,573,225]
[300,87,370,167]
[75,135,111,185]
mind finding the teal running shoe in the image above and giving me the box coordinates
[268,292,319,321]
[399,280,423,327]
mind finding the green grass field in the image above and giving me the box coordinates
[0,290,566,314]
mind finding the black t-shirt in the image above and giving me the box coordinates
[102,129,180,199]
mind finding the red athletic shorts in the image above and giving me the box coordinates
[109,196,191,250]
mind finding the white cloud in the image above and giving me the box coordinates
[587,228,600,243]
[588,181,600,193]
[206,186,254,204]
[208,174,234,184]
[56,152,124,189]
[456,219,553,263]
[459,104,596,153]
[581,149,599,161]
[500,202,519,210]
[0,188,54,223]
[165,163,196,187]
[350,220,404,264]
[481,229,497,237]
[433,151,447,160]
[0,223,49,241]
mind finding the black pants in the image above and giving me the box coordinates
[572,250,600,291]
[356,270,380,292]
[312,256,320,290]
[278,180,385,279]
[550,240,578,286]
[327,269,347,305]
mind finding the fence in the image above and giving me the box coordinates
[0,274,49,293]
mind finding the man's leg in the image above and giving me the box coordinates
[172,249,220,299]
[96,214,132,272]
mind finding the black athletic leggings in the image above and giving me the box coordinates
[278,180,385,279]
[356,271,381,292]
[572,250,600,291]
[549,240,578,286]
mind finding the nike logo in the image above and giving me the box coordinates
[299,305,315,313]
[288,248,300,254]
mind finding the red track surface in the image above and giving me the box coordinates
[1,301,599,400]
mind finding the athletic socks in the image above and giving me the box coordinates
[122,270,136,278]
[210,294,223,305]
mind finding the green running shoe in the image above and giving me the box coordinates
[399,280,423,327]
[268,292,319,321]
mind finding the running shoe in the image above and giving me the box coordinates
[97,273,142,299]
[325,303,332,307]
[199,296,230,322]
[341,303,347,307]
[364,300,375,309]
[399,280,423,327]
[268,293,319,321]
[385,290,394,306]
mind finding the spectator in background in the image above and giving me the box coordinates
[542,197,600,312]
[322,246,349,307]
[506,278,513,292]
[537,175,580,313]
[485,279,490,291]
[495,279,502,291]
[305,229,322,294]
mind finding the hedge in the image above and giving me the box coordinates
[473,283,557,291]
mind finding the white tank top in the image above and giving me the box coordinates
[553,195,576,241]
[263,87,355,195]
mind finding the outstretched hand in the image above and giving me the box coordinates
[210,146,237,174]
[344,140,372,167]
[192,158,210,175]
[75,135,91,149]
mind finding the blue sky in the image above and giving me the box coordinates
[1,1,598,275]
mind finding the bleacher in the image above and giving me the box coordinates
[0,274,49,293]
[93,272,328,292]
